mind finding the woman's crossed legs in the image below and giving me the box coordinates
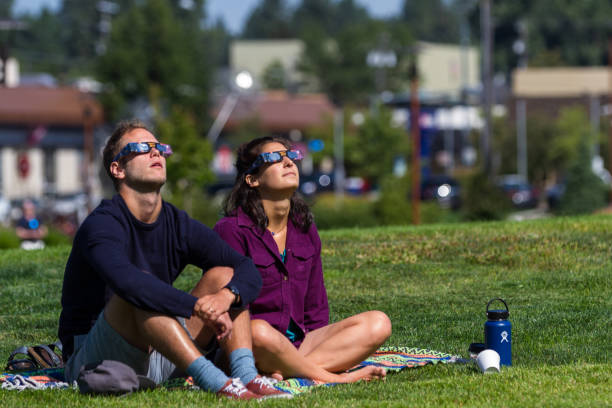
[251,311,391,383]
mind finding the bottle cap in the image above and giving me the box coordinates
[487,309,509,320]
[486,298,509,320]
[469,342,486,354]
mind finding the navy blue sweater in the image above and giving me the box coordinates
[58,195,262,357]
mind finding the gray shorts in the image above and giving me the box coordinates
[65,312,192,384]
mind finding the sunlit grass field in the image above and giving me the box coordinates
[1,215,610,407]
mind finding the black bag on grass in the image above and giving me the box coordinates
[5,342,64,371]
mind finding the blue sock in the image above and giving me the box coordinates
[229,348,258,385]
[186,356,229,392]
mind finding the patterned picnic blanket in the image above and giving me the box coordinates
[266,346,457,395]
[1,346,457,393]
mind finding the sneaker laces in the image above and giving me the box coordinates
[223,378,247,396]
[253,376,278,387]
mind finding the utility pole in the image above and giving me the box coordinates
[96,1,119,55]
[514,20,528,181]
[409,59,420,225]
[480,0,493,175]
[333,108,345,202]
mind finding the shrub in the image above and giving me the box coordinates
[420,201,462,224]
[374,174,461,226]
[44,227,72,247]
[373,174,412,225]
[460,171,512,221]
[167,189,224,228]
[0,228,20,249]
[311,194,378,229]
[557,141,609,215]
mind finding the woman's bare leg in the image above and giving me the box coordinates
[299,311,392,372]
[251,318,388,383]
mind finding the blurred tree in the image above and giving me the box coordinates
[492,106,595,191]
[97,0,212,124]
[460,170,512,221]
[309,107,407,186]
[549,107,588,174]
[292,0,337,36]
[222,117,264,149]
[0,0,13,19]
[291,0,370,37]
[57,0,99,73]
[300,24,373,104]
[206,19,232,67]
[157,107,215,215]
[298,19,413,104]
[399,0,460,43]
[242,0,292,38]
[262,59,286,89]
[374,173,412,225]
[11,8,65,74]
[465,0,612,74]
[557,140,608,215]
[333,0,370,33]
[529,0,612,67]
[344,108,408,186]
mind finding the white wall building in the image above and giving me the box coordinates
[0,87,103,202]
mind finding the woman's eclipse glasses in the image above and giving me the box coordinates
[247,149,303,174]
[113,142,173,162]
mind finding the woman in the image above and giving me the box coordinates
[214,136,391,383]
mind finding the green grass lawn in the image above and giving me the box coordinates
[1,215,611,407]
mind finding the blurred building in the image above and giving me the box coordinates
[0,86,104,201]
[230,39,307,90]
[208,90,336,191]
[229,39,480,100]
[511,67,611,119]
[416,41,480,101]
[226,39,482,180]
[218,90,335,134]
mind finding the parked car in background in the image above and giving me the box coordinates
[300,173,334,196]
[546,183,566,210]
[420,175,461,210]
[299,174,372,197]
[344,177,370,195]
[496,175,539,209]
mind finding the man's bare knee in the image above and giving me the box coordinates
[191,266,233,297]
[105,295,135,327]
[104,295,151,351]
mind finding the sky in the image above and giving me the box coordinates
[13,0,404,34]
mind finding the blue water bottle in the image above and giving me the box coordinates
[484,298,512,366]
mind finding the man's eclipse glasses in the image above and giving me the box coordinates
[113,142,173,162]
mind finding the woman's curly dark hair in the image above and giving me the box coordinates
[223,136,313,233]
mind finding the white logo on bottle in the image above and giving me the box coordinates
[500,331,509,343]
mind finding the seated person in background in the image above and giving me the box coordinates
[58,120,289,400]
[16,199,47,250]
[214,136,392,383]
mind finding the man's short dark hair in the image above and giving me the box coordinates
[102,119,150,190]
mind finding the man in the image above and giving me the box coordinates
[58,120,288,399]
